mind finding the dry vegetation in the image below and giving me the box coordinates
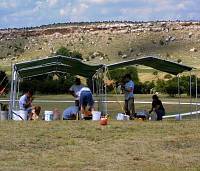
[1,21,200,82]
[0,120,200,170]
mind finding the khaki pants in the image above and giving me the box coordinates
[124,97,135,116]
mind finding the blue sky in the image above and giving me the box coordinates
[0,0,199,28]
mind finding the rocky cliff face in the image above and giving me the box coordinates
[0,21,200,67]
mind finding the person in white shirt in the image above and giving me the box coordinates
[122,74,135,118]
[69,78,84,106]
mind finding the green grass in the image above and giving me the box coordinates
[0,120,200,170]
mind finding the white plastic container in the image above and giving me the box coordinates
[116,113,130,121]
[92,111,101,121]
[44,111,53,121]
[0,111,8,120]
[12,110,28,121]
[116,113,124,120]
[175,114,182,121]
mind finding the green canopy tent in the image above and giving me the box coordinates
[107,56,193,75]
[9,55,194,119]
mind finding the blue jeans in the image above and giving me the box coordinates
[80,91,94,108]
[155,109,165,120]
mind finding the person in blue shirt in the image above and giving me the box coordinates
[122,74,135,118]
[63,106,79,120]
[19,90,33,117]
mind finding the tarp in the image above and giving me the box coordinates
[14,55,193,78]
[15,55,103,78]
[107,56,193,75]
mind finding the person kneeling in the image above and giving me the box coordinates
[63,106,79,120]
[29,106,41,120]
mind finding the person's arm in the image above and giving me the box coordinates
[24,99,32,108]
[124,86,133,92]
[149,101,156,114]
[69,86,76,97]
[149,106,154,114]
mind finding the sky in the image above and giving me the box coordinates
[0,0,199,28]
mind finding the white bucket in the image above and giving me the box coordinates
[175,114,182,121]
[116,113,130,121]
[92,111,101,121]
[117,113,124,120]
[12,110,28,121]
[44,111,53,121]
[0,111,8,120]
[150,113,157,121]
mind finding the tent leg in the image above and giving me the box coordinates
[195,74,198,119]
[9,64,14,119]
[177,74,181,119]
[189,72,192,117]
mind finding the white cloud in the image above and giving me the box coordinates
[47,0,59,7]
[79,0,130,4]
[59,2,89,18]
[0,1,16,8]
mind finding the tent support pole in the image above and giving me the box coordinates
[178,74,181,119]
[195,73,198,119]
[190,72,192,117]
[9,64,14,119]
[104,66,108,115]
[13,72,18,109]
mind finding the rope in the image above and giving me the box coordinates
[105,66,125,113]
[0,81,9,96]
[0,75,7,86]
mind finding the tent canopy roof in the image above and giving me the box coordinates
[15,55,103,78]
[107,56,193,75]
[14,55,193,79]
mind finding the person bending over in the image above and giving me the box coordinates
[79,87,94,119]
[69,78,84,107]
[149,95,165,121]
[63,106,79,120]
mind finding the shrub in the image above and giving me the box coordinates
[109,66,139,84]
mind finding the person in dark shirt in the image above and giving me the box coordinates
[149,95,165,120]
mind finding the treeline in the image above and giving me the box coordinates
[108,68,200,97]
[20,74,75,95]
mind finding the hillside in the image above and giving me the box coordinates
[0,21,200,80]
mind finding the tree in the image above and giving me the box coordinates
[56,47,83,60]
[110,66,139,84]
[56,46,71,56]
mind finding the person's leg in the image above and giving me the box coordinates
[128,98,135,118]
[132,97,135,117]
[155,110,163,120]
[124,100,129,115]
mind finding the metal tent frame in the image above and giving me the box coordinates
[9,55,196,119]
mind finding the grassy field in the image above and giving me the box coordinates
[0,120,200,170]
[33,94,200,117]
[1,94,199,117]
[1,95,200,170]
